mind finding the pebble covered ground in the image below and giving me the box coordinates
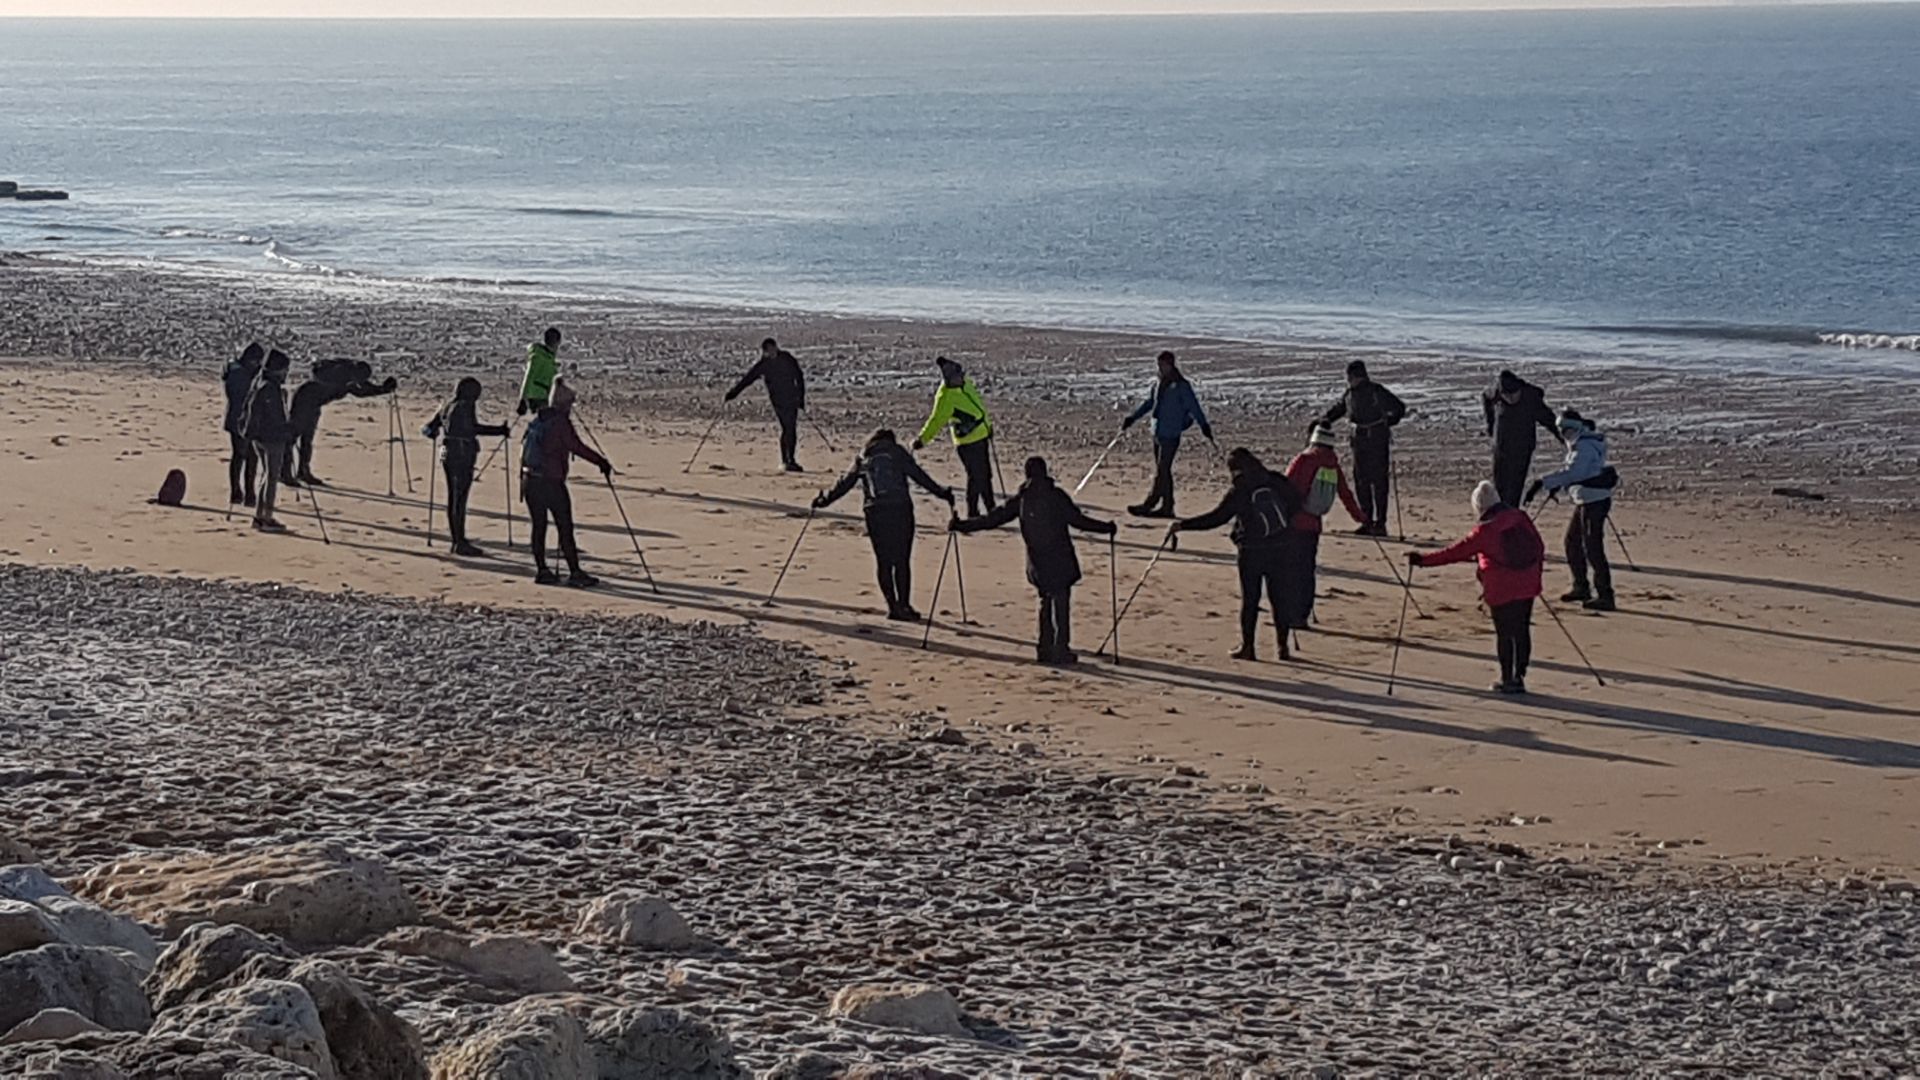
[5,563,1917,1076]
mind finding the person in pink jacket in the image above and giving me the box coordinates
[1410,480,1546,694]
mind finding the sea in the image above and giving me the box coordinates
[2,7,1917,375]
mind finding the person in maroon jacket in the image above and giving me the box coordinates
[1281,425,1368,628]
[519,378,614,588]
[1409,480,1546,694]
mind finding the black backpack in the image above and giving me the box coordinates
[863,450,908,503]
[1243,483,1299,542]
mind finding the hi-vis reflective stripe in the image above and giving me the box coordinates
[1315,466,1339,484]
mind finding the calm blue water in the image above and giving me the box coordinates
[3,10,1918,372]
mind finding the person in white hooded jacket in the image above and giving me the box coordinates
[1527,408,1616,611]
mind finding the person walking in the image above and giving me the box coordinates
[1282,424,1368,628]
[813,429,955,620]
[726,337,808,472]
[952,456,1116,665]
[286,359,396,486]
[1529,408,1618,611]
[1122,350,1214,518]
[424,377,512,557]
[1409,480,1546,694]
[519,378,614,587]
[221,342,264,507]
[1319,359,1406,536]
[517,327,562,416]
[241,349,295,532]
[1170,447,1304,661]
[1483,369,1562,509]
[913,357,997,518]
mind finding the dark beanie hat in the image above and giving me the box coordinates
[1497,369,1521,393]
[1346,359,1368,378]
[1024,456,1048,481]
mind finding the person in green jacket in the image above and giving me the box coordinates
[911,356,996,518]
[517,327,561,416]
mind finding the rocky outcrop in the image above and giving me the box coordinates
[0,944,153,1033]
[223,956,429,1080]
[149,979,337,1079]
[0,898,65,954]
[145,922,294,1012]
[376,926,574,995]
[0,865,161,972]
[0,1032,322,1078]
[825,985,967,1039]
[78,844,417,946]
[586,1006,745,1080]
[0,1006,108,1045]
[431,997,592,1080]
[574,893,699,951]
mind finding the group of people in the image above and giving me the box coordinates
[213,328,1620,691]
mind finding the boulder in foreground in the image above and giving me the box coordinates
[575,893,700,951]
[0,943,153,1034]
[826,984,968,1039]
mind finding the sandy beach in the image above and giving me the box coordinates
[4,255,1919,1075]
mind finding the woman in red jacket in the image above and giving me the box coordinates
[1282,425,1368,628]
[1409,480,1546,694]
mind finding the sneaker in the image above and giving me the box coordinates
[1230,645,1257,661]
[1137,507,1175,520]
[1491,679,1528,695]
[1050,649,1080,666]
[898,606,923,622]
[1560,585,1593,603]
[452,541,484,557]
[566,571,600,589]
[253,518,286,533]
[534,568,559,586]
[783,461,804,473]
[1583,595,1616,612]
[1127,503,1155,517]
[298,474,325,488]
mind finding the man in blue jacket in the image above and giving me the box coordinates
[1122,351,1214,518]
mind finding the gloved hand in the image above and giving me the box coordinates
[1524,479,1544,505]
[724,388,739,402]
[911,438,926,452]
[1201,427,1216,443]
[810,493,828,510]
[947,515,963,532]
[1121,416,1136,432]
[599,461,614,477]
[1103,521,1119,536]
[516,398,530,417]
[1406,551,1423,566]
[381,376,398,392]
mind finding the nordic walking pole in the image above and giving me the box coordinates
[1539,596,1606,687]
[1095,531,1174,657]
[764,507,815,605]
[922,531,955,649]
[601,471,660,594]
[502,430,514,548]
[1076,431,1126,493]
[426,432,438,548]
[1109,531,1120,664]
[392,395,415,493]
[1390,447,1406,542]
[805,410,838,455]
[1371,536,1429,619]
[684,413,723,474]
[386,396,397,496]
[953,531,969,626]
[1387,564,1413,695]
[1606,514,1639,572]
[988,435,1009,503]
[294,480,331,546]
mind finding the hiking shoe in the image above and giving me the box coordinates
[1049,649,1080,666]
[1127,503,1155,517]
[1137,507,1175,520]
[898,606,923,622]
[298,473,325,487]
[452,541,484,557]
[1230,645,1257,661]
[1560,585,1593,603]
[1583,595,1616,612]
[784,461,804,473]
[253,518,286,533]
[885,607,914,622]
[534,568,559,586]
[566,571,600,589]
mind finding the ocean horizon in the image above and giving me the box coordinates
[3,6,1917,374]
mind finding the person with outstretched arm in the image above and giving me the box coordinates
[519,378,613,588]
[1282,424,1369,629]
[726,337,808,472]
[518,327,562,416]
[1122,350,1214,519]
[424,376,512,557]
[286,359,396,487]
[913,356,996,518]
[241,349,295,532]
[952,456,1116,665]
[1528,408,1618,611]
[1319,359,1406,536]
[1483,369,1562,508]
[1409,480,1546,694]
[1169,447,1305,662]
[221,342,264,506]
[813,429,955,621]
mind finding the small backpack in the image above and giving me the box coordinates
[1302,466,1340,517]
[1243,484,1296,542]
[520,412,557,477]
[1494,517,1546,570]
[152,469,187,507]
[864,450,907,503]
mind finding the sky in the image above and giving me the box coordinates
[0,0,1862,17]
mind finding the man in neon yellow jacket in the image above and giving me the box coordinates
[911,356,997,517]
[517,327,562,416]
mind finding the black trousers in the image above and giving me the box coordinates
[285,423,320,481]
[1565,498,1613,597]
[1491,597,1534,684]
[1237,545,1287,650]
[1492,442,1533,509]
[957,438,997,518]
[1037,588,1073,660]
[1351,427,1391,529]
[522,476,582,574]
[443,451,477,544]
[227,431,257,499]
[1279,529,1321,628]
[1139,436,1181,512]
[865,505,916,613]
[774,404,800,466]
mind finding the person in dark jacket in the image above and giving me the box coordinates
[221,342,265,506]
[952,456,1116,665]
[424,377,512,557]
[1319,359,1406,537]
[286,360,396,487]
[813,429,955,620]
[1483,369,1562,508]
[241,349,295,532]
[1410,480,1547,694]
[1171,448,1306,662]
[1122,350,1214,518]
[726,337,809,472]
[519,378,614,588]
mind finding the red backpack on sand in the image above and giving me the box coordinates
[152,469,187,507]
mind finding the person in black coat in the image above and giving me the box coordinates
[1170,448,1306,661]
[952,456,1116,665]
[813,429,954,620]
[221,342,265,506]
[726,337,808,472]
[1319,359,1407,536]
[1482,369,1562,508]
[286,359,397,486]
[424,376,512,556]
[241,349,295,531]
